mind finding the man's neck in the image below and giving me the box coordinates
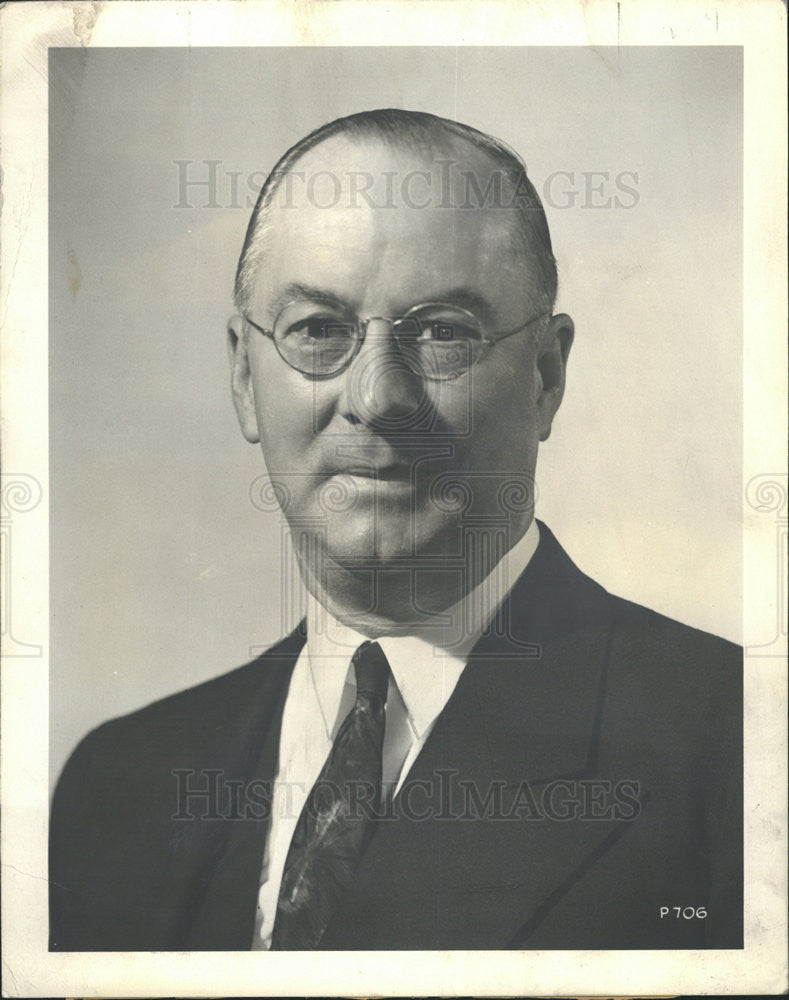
[296,518,539,640]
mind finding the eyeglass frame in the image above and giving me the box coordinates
[242,301,551,382]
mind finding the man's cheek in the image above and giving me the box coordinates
[259,403,317,456]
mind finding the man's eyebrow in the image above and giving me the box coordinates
[270,283,352,314]
[422,288,498,320]
[267,284,498,319]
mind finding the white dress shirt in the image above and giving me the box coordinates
[251,519,540,949]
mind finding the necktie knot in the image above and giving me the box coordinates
[352,641,390,704]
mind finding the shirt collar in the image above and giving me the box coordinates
[305,519,540,741]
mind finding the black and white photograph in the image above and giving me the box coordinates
[1,2,786,997]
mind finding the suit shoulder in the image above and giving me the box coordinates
[54,628,304,789]
[603,592,741,741]
[102,627,302,733]
[607,591,740,660]
[537,522,739,657]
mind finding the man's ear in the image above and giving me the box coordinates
[227,315,261,444]
[535,312,574,442]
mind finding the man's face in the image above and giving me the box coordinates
[229,135,572,605]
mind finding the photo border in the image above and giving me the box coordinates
[1,1,786,996]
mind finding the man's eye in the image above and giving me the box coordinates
[290,319,354,341]
[421,320,478,343]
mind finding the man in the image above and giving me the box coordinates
[50,109,742,951]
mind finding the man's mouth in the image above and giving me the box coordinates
[336,463,412,480]
[326,441,416,482]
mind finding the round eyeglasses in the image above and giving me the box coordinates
[243,300,549,381]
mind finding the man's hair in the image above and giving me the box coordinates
[234,108,558,315]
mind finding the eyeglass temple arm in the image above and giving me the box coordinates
[484,311,551,344]
[243,316,274,339]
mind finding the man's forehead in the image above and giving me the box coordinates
[267,132,520,220]
[288,130,505,188]
[248,131,541,318]
[264,133,523,255]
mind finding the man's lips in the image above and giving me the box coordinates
[323,442,416,481]
[331,463,413,481]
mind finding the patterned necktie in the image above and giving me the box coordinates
[270,640,390,950]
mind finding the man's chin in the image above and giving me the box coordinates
[320,515,458,569]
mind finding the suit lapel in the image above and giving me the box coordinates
[184,632,304,950]
[321,524,646,949]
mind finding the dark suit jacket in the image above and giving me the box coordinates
[50,523,742,950]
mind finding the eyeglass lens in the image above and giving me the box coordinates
[273,302,483,380]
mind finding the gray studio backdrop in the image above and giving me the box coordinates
[49,46,742,788]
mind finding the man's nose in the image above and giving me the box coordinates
[341,318,430,431]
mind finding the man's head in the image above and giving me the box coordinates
[228,109,573,626]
